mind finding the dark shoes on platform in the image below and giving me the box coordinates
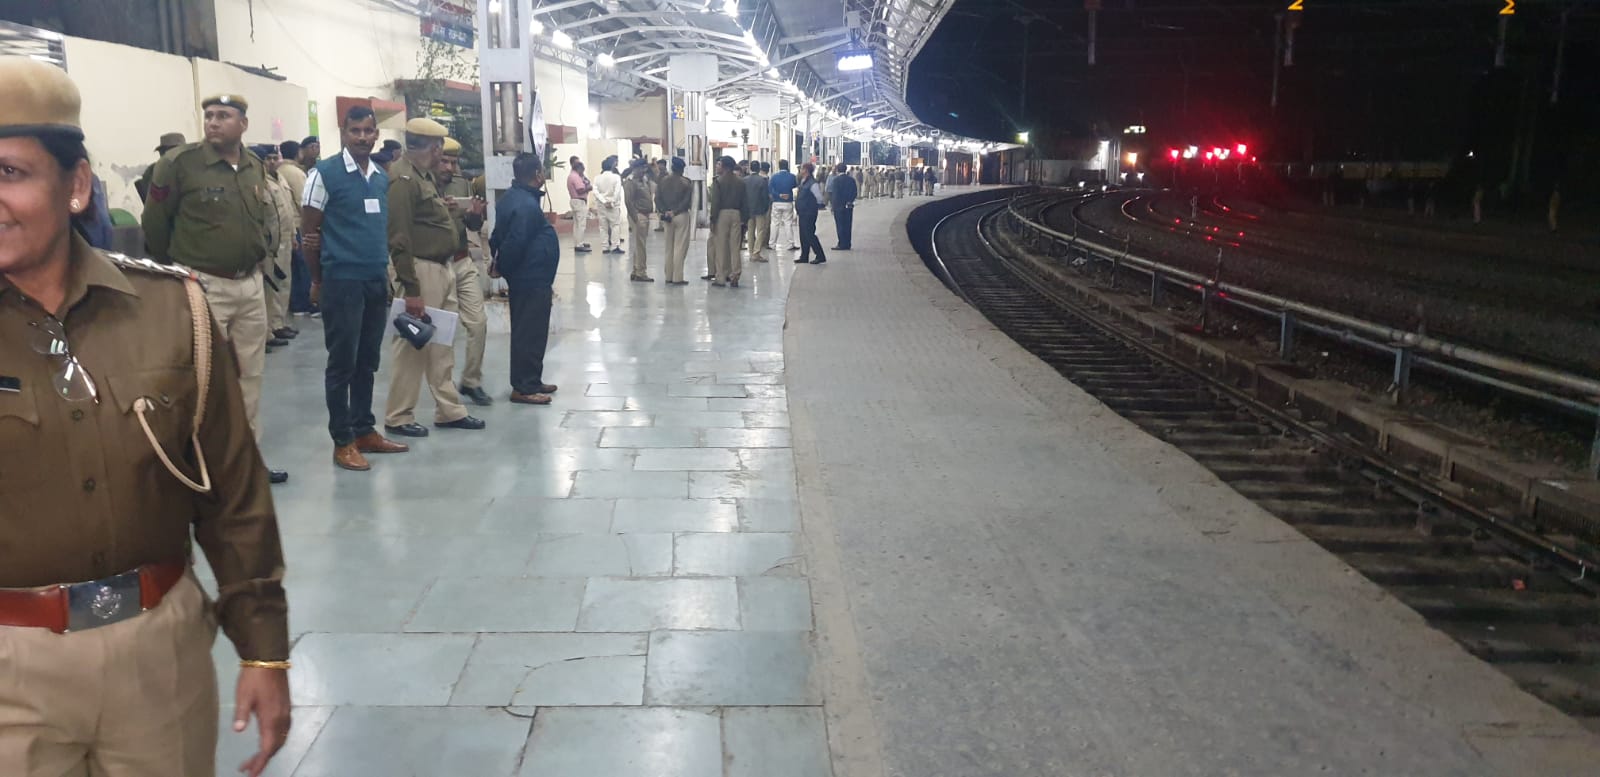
[273,328,298,340]
[811,258,826,264]
[630,275,655,282]
[461,385,494,406]
[385,423,429,438]
[436,416,487,431]
[268,469,289,484]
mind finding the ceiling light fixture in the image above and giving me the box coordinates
[597,52,616,67]
[552,29,573,49]
[836,51,873,72]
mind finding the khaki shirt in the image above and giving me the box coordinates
[140,143,271,276]
[277,162,308,207]
[264,173,298,259]
[656,174,693,215]
[624,176,653,217]
[387,157,458,298]
[0,235,287,660]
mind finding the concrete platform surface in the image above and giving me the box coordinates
[206,213,827,776]
[782,189,1600,776]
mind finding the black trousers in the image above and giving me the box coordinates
[508,282,554,394]
[798,210,826,263]
[321,278,389,446]
[831,203,853,248]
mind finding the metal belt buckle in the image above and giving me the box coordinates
[64,571,142,632]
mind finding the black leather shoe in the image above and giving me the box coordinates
[273,328,298,340]
[268,469,289,484]
[267,337,290,348]
[385,423,430,438]
[795,257,809,263]
[460,385,493,406]
[811,258,826,264]
[436,416,487,430]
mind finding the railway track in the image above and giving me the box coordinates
[925,197,1600,730]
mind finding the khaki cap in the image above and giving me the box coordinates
[442,137,462,155]
[404,117,448,138]
[202,94,249,114]
[471,175,486,198]
[156,132,186,151]
[0,57,83,140]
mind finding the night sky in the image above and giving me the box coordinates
[908,0,1600,191]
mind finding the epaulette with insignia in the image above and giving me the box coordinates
[105,252,200,281]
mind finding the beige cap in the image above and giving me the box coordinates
[201,94,249,114]
[442,137,462,155]
[0,57,83,140]
[404,117,448,138]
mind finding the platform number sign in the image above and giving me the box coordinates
[1287,0,1303,10]
[1500,0,1515,15]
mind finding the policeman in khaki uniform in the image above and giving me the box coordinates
[383,117,485,436]
[252,144,298,349]
[0,57,290,777]
[436,137,491,406]
[141,93,289,483]
[134,132,184,203]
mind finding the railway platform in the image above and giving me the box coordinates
[215,188,1599,776]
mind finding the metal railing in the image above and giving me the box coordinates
[1000,191,1600,478]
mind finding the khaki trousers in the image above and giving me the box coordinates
[712,210,742,282]
[0,575,217,777]
[628,214,650,277]
[385,259,468,426]
[748,212,770,261]
[199,271,267,441]
[570,199,590,248]
[664,215,691,283]
[454,257,487,390]
[264,245,291,333]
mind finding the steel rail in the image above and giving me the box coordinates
[1005,190,1600,477]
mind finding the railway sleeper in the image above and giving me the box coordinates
[1254,500,1430,529]
[1138,420,1276,437]
[1435,621,1600,664]
[1342,552,1540,589]
[1493,663,1600,718]
[1390,585,1600,626]
[1296,524,1478,556]
[1204,462,1343,483]
[1184,448,1323,467]
[1097,396,1215,413]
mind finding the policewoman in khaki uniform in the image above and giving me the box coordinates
[140,93,288,483]
[0,58,291,777]
[437,137,491,407]
[383,118,484,435]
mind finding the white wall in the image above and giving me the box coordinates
[213,0,470,154]
[194,58,310,150]
[65,36,199,218]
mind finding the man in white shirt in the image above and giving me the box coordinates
[591,155,626,254]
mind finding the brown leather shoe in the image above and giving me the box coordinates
[333,444,371,471]
[354,432,410,454]
[510,392,553,405]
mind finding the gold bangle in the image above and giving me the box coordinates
[239,659,292,670]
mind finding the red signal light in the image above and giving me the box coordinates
[1169,148,1180,160]
[1204,151,1214,161]
[1236,143,1248,154]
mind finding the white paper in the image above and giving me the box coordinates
[364,198,381,214]
[389,299,459,347]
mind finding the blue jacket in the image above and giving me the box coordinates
[768,170,797,204]
[490,182,559,288]
[827,172,857,207]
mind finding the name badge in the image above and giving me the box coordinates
[364,198,381,214]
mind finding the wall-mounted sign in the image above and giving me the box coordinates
[422,3,474,48]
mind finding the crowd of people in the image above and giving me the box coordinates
[557,156,945,285]
[0,55,958,775]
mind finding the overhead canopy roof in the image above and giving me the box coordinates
[369,0,1000,151]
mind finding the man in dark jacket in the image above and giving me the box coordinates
[489,152,561,406]
[826,162,857,250]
